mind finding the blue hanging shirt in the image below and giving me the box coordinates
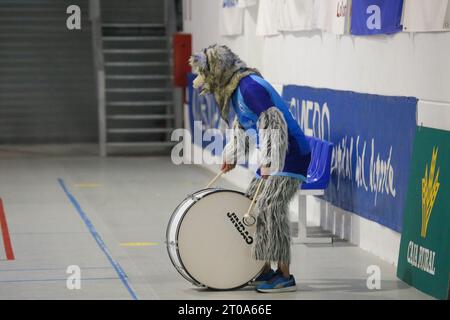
[231,74,311,181]
[351,0,404,35]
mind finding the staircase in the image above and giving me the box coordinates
[93,0,177,155]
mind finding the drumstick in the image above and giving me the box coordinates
[205,171,224,189]
[243,178,264,226]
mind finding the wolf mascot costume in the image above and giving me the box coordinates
[190,45,311,265]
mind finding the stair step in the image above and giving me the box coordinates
[102,36,166,41]
[106,74,171,80]
[102,23,165,28]
[107,101,173,107]
[105,62,169,67]
[106,141,176,148]
[106,88,172,93]
[107,114,174,120]
[103,49,169,54]
[108,128,174,134]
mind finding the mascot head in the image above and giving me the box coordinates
[189,44,260,121]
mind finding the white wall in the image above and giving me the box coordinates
[183,0,450,265]
[184,0,450,102]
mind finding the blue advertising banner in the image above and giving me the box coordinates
[351,0,404,35]
[282,85,417,232]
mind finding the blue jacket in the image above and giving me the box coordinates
[231,74,311,181]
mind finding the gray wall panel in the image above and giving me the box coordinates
[0,0,97,144]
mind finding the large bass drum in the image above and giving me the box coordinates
[166,188,264,290]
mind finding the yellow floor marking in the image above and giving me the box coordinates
[120,242,159,247]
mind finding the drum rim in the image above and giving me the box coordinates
[167,188,264,290]
[166,188,223,286]
[165,188,214,286]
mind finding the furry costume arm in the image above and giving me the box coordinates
[257,107,288,173]
[223,117,248,165]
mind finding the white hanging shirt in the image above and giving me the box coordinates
[256,0,281,36]
[313,0,328,30]
[220,0,244,36]
[313,0,351,35]
[403,0,450,32]
[277,0,315,32]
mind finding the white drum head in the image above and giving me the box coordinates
[177,190,264,290]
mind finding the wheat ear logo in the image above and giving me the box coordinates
[421,147,440,238]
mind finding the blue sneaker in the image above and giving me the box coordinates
[256,274,297,293]
[250,269,278,286]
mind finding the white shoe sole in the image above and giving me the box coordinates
[256,285,297,293]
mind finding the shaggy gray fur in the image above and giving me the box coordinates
[244,107,297,264]
[223,107,288,168]
[257,107,288,173]
[189,44,260,122]
[189,45,247,96]
[246,176,300,264]
[222,117,248,165]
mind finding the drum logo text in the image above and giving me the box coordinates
[227,212,253,245]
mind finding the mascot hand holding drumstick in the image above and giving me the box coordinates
[189,45,311,293]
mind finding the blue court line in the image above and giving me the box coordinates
[58,178,138,300]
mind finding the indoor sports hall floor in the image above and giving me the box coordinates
[0,146,432,300]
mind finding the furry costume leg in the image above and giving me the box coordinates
[246,176,300,265]
[245,176,264,199]
[244,106,298,264]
